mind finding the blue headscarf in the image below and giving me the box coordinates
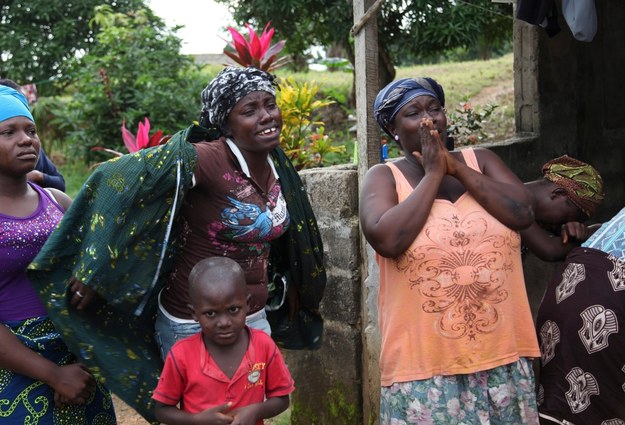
[0,86,34,123]
[373,77,445,137]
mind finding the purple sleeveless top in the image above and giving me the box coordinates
[0,183,64,321]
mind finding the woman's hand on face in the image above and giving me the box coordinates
[69,277,97,310]
[412,118,448,176]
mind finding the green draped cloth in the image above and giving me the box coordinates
[27,124,326,423]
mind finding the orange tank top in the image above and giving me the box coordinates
[377,148,539,386]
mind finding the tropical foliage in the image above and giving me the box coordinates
[276,77,342,169]
[57,6,204,159]
[216,0,513,86]
[120,117,169,153]
[0,0,144,95]
[448,100,498,147]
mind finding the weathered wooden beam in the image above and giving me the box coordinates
[353,0,381,179]
[353,1,382,424]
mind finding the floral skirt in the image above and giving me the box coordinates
[380,358,539,425]
[0,316,117,424]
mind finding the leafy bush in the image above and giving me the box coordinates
[448,99,498,146]
[30,96,72,153]
[276,77,345,169]
[59,6,205,159]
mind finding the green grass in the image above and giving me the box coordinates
[396,53,513,109]
[57,155,92,199]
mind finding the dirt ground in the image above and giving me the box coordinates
[112,394,287,424]
[113,394,150,424]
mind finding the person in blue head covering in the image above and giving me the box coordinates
[0,79,66,191]
[361,77,542,424]
[0,84,34,121]
[0,86,117,423]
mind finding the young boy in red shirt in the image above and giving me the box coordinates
[152,257,294,425]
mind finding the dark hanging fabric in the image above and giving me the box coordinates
[267,147,327,350]
[516,0,562,38]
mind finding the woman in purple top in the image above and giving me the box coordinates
[0,86,117,424]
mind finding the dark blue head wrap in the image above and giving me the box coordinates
[0,86,34,123]
[373,77,445,137]
[199,66,277,132]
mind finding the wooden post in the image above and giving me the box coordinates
[353,0,382,177]
[353,0,382,423]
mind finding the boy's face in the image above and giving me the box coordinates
[190,278,249,347]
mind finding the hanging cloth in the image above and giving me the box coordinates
[562,0,597,41]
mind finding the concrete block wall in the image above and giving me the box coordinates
[282,164,363,425]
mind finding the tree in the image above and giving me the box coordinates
[0,0,144,95]
[216,0,512,89]
[61,6,205,157]
[217,0,354,70]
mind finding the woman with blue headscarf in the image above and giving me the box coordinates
[0,86,117,423]
[360,78,541,424]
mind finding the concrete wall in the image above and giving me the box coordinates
[508,0,625,220]
[498,0,625,320]
[282,165,364,425]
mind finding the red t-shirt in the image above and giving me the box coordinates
[152,327,294,424]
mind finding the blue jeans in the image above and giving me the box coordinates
[154,303,271,361]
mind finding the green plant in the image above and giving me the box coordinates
[276,77,336,169]
[30,96,72,153]
[309,126,346,166]
[447,99,498,146]
[61,5,204,159]
[324,382,359,425]
[0,0,144,96]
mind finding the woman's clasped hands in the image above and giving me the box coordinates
[412,117,456,176]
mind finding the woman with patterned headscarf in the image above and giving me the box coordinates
[153,66,289,354]
[154,66,326,359]
[360,77,541,424]
[522,155,604,261]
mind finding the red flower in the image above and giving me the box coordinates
[223,22,287,71]
[121,117,168,153]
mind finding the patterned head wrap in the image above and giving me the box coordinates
[542,155,604,217]
[199,66,277,132]
[373,77,445,137]
[0,85,34,123]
